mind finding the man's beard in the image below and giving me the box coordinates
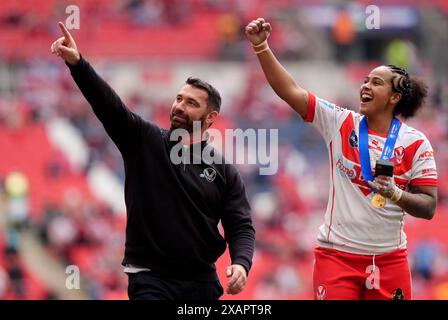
[170,113,206,132]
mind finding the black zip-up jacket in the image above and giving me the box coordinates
[67,57,255,281]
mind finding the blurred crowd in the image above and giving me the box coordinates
[0,0,447,299]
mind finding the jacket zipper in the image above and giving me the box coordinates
[183,145,188,171]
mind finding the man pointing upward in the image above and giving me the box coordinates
[51,22,255,300]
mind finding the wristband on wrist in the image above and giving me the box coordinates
[254,46,270,55]
[252,40,267,48]
[252,40,270,54]
[390,186,403,203]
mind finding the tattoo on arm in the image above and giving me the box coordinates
[396,185,437,220]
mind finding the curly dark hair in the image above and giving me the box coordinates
[387,64,428,119]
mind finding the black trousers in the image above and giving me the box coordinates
[127,271,224,300]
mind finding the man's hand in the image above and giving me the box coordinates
[245,18,272,46]
[225,264,247,295]
[50,21,80,66]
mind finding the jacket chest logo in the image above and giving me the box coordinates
[200,167,217,183]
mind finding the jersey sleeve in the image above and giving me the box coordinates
[410,137,438,186]
[303,92,352,144]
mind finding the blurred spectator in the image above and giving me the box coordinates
[217,12,245,60]
[125,0,164,26]
[4,172,30,230]
[4,247,26,298]
[253,260,304,299]
[386,39,418,71]
[164,0,190,25]
[332,8,356,63]
[0,265,8,298]
[412,239,441,281]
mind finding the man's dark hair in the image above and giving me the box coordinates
[186,77,221,112]
[387,64,428,119]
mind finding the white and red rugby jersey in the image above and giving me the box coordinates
[304,93,438,255]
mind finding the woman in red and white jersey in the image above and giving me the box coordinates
[245,18,438,300]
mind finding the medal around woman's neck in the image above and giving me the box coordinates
[359,117,401,209]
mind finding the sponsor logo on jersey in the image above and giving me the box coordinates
[369,139,382,152]
[418,150,434,160]
[335,155,370,194]
[421,168,437,175]
[336,157,356,179]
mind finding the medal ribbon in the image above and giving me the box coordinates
[359,116,401,192]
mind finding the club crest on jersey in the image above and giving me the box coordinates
[394,146,405,164]
[349,130,358,147]
[200,167,217,182]
[316,285,327,300]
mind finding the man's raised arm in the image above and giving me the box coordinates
[51,22,142,150]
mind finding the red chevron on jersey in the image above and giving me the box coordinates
[340,113,360,164]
